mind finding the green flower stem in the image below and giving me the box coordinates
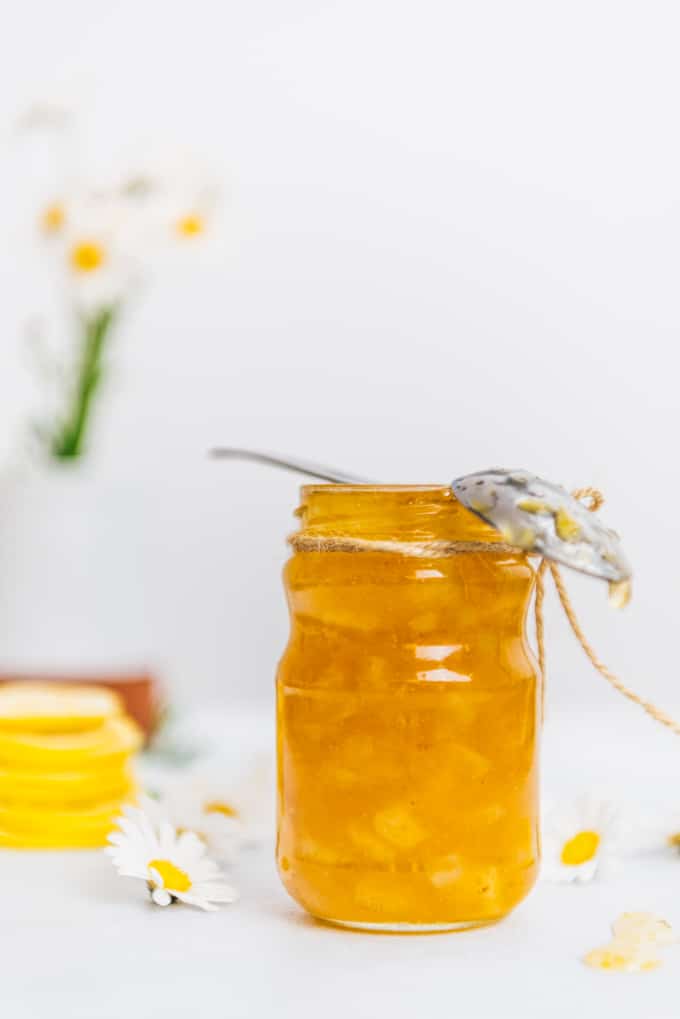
[50,306,116,460]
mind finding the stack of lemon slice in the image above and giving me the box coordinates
[0,683,142,848]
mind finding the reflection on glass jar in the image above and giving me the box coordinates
[276,485,540,932]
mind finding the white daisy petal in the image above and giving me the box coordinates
[173,892,219,912]
[112,816,140,839]
[176,830,206,859]
[106,832,127,847]
[192,881,239,903]
[135,809,161,846]
[118,866,151,880]
[191,857,221,879]
[158,821,177,855]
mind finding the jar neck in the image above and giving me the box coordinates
[295,485,505,544]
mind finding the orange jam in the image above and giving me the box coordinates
[276,485,541,931]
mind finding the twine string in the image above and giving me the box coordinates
[290,487,680,736]
[542,488,680,736]
[534,558,548,719]
[547,558,680,737]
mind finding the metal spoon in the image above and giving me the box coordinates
[210,448,631,590]
[210,447,368,484]
[451,469,631,592]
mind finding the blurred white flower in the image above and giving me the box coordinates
[48,190,145,313]
[106,804,238,911]
[542,795,621,883]
[626,809,680,856]
[16,108,222,462]
[164,176,219,243]
[113,148,220,246]
[36,164,217,318]
[153,755,274,862]
[39,201,67,235]
[159,784,242,863]
[663,821,680,853]
[129,178,215,242]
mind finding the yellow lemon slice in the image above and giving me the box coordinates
[0,763,135,808]
[0,828,117,849]
[0,796,136,849]
[0,683,122,733]
[0,716,143,770]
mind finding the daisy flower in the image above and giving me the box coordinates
[154,755,274,862]
[114,148,220,247]
[542,795,621,883]
[623,808,680,856]
[158,779,242,863]
[663,819,680,853]
[106,805,238,911]
[52,190,145,314]
[19,108,221,464]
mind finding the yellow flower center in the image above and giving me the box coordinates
[204,799,238,818]
[71,241,105,273]
[41,202,65,233]
[667,832,680,848]
[148,858,191,892]
[176,213,205,237]
[561,830,601,866]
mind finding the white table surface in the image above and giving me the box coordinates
[4,706,680,1019]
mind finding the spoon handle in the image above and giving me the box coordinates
[210,447,371,485]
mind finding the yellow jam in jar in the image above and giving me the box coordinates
[276,486,540,931]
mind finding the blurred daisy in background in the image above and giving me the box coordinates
[663,816,680,853]
[623,807,680,857]
[113,145,221,253]
[542,795,622,883]
[147,754,274,863]
[15,101,221,464]
[52,190,144,313]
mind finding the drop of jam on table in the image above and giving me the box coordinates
[584,913,675,972]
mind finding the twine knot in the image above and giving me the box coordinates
[571,487,605,513]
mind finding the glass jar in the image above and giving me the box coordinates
[276,485,540,931]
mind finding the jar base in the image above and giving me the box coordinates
[317,917,499,934]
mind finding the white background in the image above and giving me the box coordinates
[0,0,678,722]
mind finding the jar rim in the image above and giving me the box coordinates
[294,484,506,544]
[300,484,451,495]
